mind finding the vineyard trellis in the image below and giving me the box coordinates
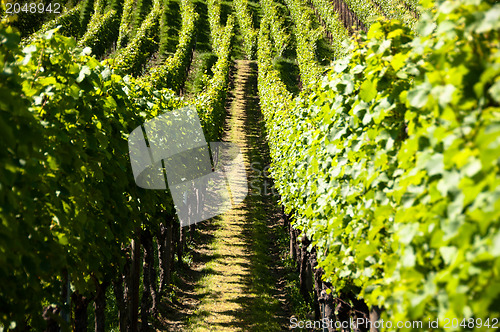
[328,0,367,33]
[0,0,233,329]
[259,0,500,329]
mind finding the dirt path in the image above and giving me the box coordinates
[161,60,289,331]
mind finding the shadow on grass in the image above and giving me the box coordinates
[209,61,289,331]
[157,61,292,331]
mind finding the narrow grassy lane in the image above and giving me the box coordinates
[179,60,288,331]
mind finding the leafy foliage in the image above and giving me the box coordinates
[310,0,349,56]
[112,0,162,76]
[260,0,500,329]
[143,0,198,92]
[260,0,291,57]
[3,0,499,329]
[193,15,235,141]
[133,0,153,34]
[77,9,120,58]
[3,0,61,37]
[79,0,96,35]
[372,0,417,29]
[185,52,218,95]
[23,2,83,44]
[108,0,124,16]
[342,0,384,27]
[1,24,150,328]
[0,24,55,328]
[116,0,137,48]
[207,0,227,57]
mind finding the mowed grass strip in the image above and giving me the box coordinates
[185,60,286,331]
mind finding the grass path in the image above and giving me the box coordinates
[167,60,289,331]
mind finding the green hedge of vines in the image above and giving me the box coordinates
[342,0,384,28]
[0,24,173,328]
[116,0,137,48]
[194,15,235,141]
[260,0,500,328]
[310,0,349,56]
[25,2,83,43]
